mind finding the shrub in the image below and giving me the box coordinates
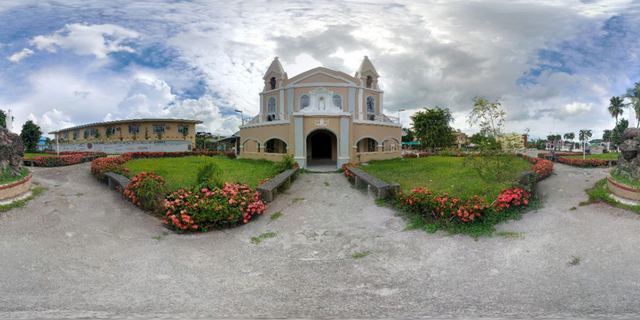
[31,152,107,167]
[196,158,224,188]
[518,154,553,181]
[494,187,530,211]
[278,154,296,172]
[342,163,360,181]
[91,157,129,181]
[123,172,167,213]
[557,156,607,167]
[397,187,491,223]
[163,182,268,231]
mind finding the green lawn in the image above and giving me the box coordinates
[23,153,55,158]
[123,156,281,191]
[361,156,532,200]
[565,153,618,160]
[0,167,30,185]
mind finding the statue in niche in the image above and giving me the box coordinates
[318,97,325,110]
[366,76,373,88]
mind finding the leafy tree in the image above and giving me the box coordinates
[401,128,415,143]
[602,130,612,142]
[625,82,640,127]
[410,106,455,150]
[94,128,101,140]
[563,132,574,141]
[0,110,7,128]
[467,97,505,138]
[608,96,625,125]
[20,120,43,153]
[612,118,629,146]
[105,127,113,139]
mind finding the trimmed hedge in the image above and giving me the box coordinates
[28,152,107,167]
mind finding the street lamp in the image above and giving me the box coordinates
[235,109,244,125]
[397,109,406,124]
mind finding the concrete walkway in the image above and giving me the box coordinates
[1,162,640,318]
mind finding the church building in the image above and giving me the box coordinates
[239,56,402,169]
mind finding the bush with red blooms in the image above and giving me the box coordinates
[493,187,530,211]
[537,152,582,159]
[397,187,491,223]
[163,182,268,231]
[557,156,607,167]
[402,153,418,158]
[123,172,167,213]
[30,152,106,167]
[91,157,130,181]
[342,163,361,181]
[518,154,553,181]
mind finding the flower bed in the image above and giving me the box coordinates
[27,152,107,167]
[557,156,607,167]
[93,151,278,233]
[0,172,33,200]
[356,154,553,236]
[537,152,582,158]
[163,182,268,231]
[518,154,553,181]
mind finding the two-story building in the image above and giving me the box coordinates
[49,118,202,154]
[239,56,402,169]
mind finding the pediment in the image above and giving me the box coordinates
[288,70,356,86]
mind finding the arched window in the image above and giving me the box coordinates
[366,96,375,120]
[332,94,342,109]
[300,94,310,110]
[366,76,373,88]
[267,97,277,121]
[270,77,276,90]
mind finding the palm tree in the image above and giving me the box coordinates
[608,96,625,125]
[579,129,593,159]
[625,82,640,127]
[564,132,575,151]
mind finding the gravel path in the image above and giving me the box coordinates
[1,161,640,318]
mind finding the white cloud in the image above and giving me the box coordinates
[8,48,34,62]
[30,23,140,59]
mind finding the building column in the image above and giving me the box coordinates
[348,87,356,115]
[287,88,294,117]
[294,116,306,168]
[279,89,285,120]
[259,93,263,123]
[338,116,350,168]
[358,88,364,120]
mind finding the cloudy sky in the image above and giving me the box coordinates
[1,0,639,139]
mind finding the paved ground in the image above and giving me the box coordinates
[1,160,640,318]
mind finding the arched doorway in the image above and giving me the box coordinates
[306,130,337,170]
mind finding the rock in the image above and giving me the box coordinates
[620,139,640,160]
[0,127,24,175]
[631,158,640,179]
[622,128,640,142]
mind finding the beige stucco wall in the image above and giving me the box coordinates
[0,178,31,200]
[55,121,197,147]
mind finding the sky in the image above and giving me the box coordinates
[1,0,640,140]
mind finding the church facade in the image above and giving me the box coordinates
[239,56,402,169]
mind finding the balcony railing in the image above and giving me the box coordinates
[243,113,289,125]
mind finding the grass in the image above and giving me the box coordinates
[361,156,532,200]
[270,211,283,221]
[569,256,581,266]
[584,178,640,214]
[352,251,371,259]
[497,231,525,240]
[292,197,305,203]
[151,231,169,241]
[123,156,281,191]
[22,153,55,158]
[0,168,29,185]
[324,181,329,186]
[251,232,278,244]
[375,198,390,207]
[565,153,618,160]
[0,186,47,213]
[609,169,640,189]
